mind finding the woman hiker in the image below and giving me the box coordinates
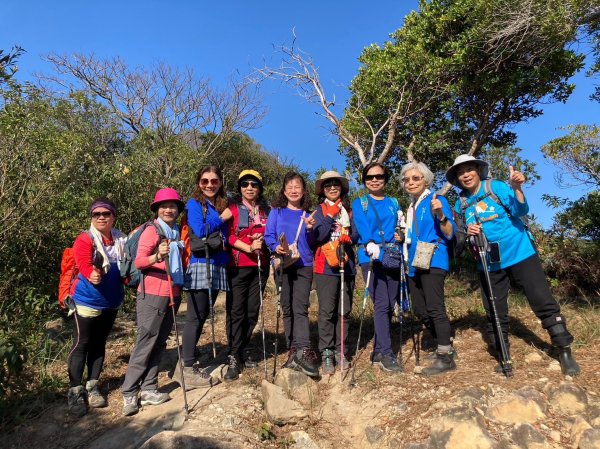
[224,169,270,381]
[352,162,404,373]
[401,161,457,376]
[446,154,580,376]
[66,198,127,417]
[264,171,319,378]
[121,188,186,416]
[312,170,358,375]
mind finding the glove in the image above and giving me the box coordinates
[365,242,380,260]
[338,234,352,245]
[322,200,341,218]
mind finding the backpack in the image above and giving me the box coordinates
[58,231,94,309]
[449,209,468,259]
[120,221,165,290]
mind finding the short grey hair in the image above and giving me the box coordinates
[400,162,434,188]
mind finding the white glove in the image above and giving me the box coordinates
[397,210,406,229]
[366,242,380,260]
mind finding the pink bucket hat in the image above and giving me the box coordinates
[150,188,185,212]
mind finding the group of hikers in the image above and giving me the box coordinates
[62,155,581,418]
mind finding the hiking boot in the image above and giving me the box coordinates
[140,389,170,406]
[122,394,139,416]
[372,353,403,373]
[282,347,297,369]
[557,346,581,377]
[172,361,213,390]
[86,380,107,408]
[335,352,351,370]
[293,347,320,378]
[242,356,258,369]
[224,355,241,382]
[67,385,87,417]
[421,351,457,376]
[321,349,335,376]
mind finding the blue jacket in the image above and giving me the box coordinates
[351,195,402,265]
[406,192,455,277]
[455,180,534,270]
[187,198,229,266]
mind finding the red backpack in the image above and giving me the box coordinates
[58,232,93,309]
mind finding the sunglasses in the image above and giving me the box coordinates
[323,182,341,190]
[402,175,424,184]
[240,180,259,188]
[365,174,386,182]
[200,178,220,186]
[92,211,113,219]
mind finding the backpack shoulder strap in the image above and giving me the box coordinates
[485,179,513,217]
[390,197,399,210]
[360,196,368,214]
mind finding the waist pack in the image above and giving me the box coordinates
[320,239,348,269]
[382,244,402,270]
[189,229,224,255]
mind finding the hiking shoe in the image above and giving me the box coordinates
[282,347,297,369]
[242,356,258,369]
[172,361,213,390]
[67,385,87,417]
[224,355,241,382]
[322,349,335,376]
[557,346,581,377]
[335,352,351,370]
[372,353,403,373]
[421,351,457,376]
[86,380,107,408]
[122,394,139,416]
[140,389,170,406]
[293,347,319,378]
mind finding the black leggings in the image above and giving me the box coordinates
[408,268,452,347]
[68,309,118,387]
[182,289,218,367]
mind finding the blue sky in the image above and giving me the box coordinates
[2,0,598,228]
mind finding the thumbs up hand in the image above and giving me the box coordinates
[430,193,444,218]
[508,165,525,190]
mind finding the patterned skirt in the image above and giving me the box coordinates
[184,263,230,291]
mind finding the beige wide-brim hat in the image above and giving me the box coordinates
[315,170,350,196]
[445,154,489,187]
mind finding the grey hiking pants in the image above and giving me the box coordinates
[121,293,181,396]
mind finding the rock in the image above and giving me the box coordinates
[394,402,409,413]
[139,431,241,448]
[524,352,543,363]
[486,387,547,424]
[510,423,547,449]
[261,379,308,426]
[548,382,588,415]
[365,426,385,444]
[45,318,66,342]
[413,365,424,374]
[548,360,562,372]
[458,386,486,405]
[571,416,592,448]
[549,431,561,443]
[290,431,320,449]
[579,429,600,449]
[274,368,317,407]
[430,406,497,449]
[402,442,429,449]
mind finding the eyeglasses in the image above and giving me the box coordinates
[365,174,386,182]
[200,178,220,186]
[92,211,112,219]
[323,182,341,190]
[402,175,424,184]
[240,180,259,188]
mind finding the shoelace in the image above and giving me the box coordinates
[193,365,211,378]
[324,354,335,367]
[228,356,239,369]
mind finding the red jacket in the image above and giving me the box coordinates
[227,202,270,267]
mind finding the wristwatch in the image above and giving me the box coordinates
[439,215,448,225]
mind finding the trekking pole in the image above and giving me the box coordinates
[204,223,217,359]
[350,260,373,387]
[256,249,268,379]
[400,257,419,366]
[165,253,189,417]
[337,242,346,378]
[472,229,513,377]
[272,259,284,380]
